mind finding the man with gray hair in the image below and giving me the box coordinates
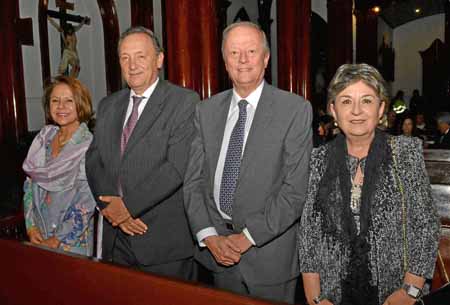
[433,112,450,149]
[86,26,199,279]
[184,21,312,303]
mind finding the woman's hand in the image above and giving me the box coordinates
[41,236,61,249]
[27,227,43,244]
[383,289,416,305]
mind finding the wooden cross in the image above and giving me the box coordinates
[47,0,89,28]
[46,0,90,55]
[17,18,34,46]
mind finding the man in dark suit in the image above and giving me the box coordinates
[184,22,312,303]
[434,112,450,149]
[86,26,199,280]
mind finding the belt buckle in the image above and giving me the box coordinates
[225,222,233,231]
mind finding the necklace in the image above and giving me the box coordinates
[350,163,364,212]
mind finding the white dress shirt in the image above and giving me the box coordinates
[123,78,159,128]
[196,81,265,246]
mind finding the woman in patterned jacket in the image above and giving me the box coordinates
[23,76,96,256]
[298,64,440,305]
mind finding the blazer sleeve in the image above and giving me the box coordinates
[85,97,119,209]
[297,148,325,273]
[245,100,313,246]
[124,91,200,218]
[183,104,216,235]
[401,138,440,278]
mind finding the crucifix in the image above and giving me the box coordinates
[46,0,90,77]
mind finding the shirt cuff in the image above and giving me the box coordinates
[196,227,218,247]
[242,227,256,246]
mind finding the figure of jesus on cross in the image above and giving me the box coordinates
[47,0,90,77]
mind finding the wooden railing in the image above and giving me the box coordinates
[424,149,450,291]
[0,213,26,240]
[0,239,290,305]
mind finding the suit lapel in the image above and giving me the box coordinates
[110,90,130,169]
[208,91,232,189]
[238,83,275,178]
[122,80,167,156]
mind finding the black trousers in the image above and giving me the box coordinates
[111,231,196,281]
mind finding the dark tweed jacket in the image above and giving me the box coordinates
[297,135,440,305]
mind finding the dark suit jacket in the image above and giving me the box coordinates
[86,80,199,265]
[435,131,450,149]
[184,83,313,285]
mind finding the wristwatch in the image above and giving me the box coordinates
[402,283,422,299]
[312,295,324,304]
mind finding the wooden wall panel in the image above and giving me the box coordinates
[163,0,220,99]
[131,0,154,30]
[0,0,29,211]
[355,7,378,67]
[277,0,311,100]
[327,0,353,77]
[97,0,122,94]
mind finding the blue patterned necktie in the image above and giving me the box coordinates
[219,99,248,217]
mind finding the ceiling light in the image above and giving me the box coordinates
[372,6,381,13]
[415,8,421,14]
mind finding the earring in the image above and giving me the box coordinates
[334,121,338,127]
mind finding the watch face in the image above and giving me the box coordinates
[404,284,421,298]
[409,285,420,297]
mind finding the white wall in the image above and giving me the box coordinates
[115,0,131,33]
[312,0,327,22]
[20,0,111,131]
[46,1,108,112]
[393,14,445,104]
[152,0,165,79]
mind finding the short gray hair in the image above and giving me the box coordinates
[436,112,450,125]
[118,26,163,54]
[221,21,270,57]
[327,63,389,107]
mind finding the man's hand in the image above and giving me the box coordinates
[41,236,60,249]
[227,233,252,254]
[383,289,416,305]
[204,235,241,266]
[99,195,131,226]
[119,217,148,236]
[27,227,43,244]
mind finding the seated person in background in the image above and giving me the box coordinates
[22,76,96,256]
[409,89,424,115]
[415,113,428,134]
[392,90,407,114]
[316,114,336,146]
[432,112,450,149]
[385,109,397,135]
[400,114,426,147]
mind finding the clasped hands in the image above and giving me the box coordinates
[204,233,252,266]
[27,227,60,249]
[99,195,148,236]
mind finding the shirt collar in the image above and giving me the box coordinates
[231,80,265,109]
[130,78,159,99]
